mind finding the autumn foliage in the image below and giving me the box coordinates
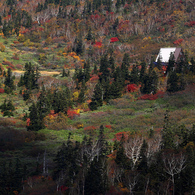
[173,39,183,45]
[113,131,128,141]
[67,109,80,119]
[0,88,5,93]
[126,84,139,92]
[138,91,165,100]
[110,37,119,43]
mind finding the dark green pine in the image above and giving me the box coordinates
[89,82,103,110]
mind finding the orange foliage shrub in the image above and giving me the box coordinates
[67,109,80,119]
[13,41,20,44]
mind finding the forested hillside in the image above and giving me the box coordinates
[0,0,195,194]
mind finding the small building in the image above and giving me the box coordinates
[155,47,184,64]
[155,47,185,75]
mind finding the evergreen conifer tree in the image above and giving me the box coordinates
[74,34,84,55]
[98,125,108,156]
[27,102,44,131]
[78,86,86,104]
[167,52,175,73]
[161,110,175,149]
[137,140,148,174]
[0,99,15,117]
[109,55,115,74]
[107,78,122,100]
[176,59,184,73]
[61,67,67,77]
[85,156,108,195]
[93,63,98,74]
[86,27,93,40]
[18,62,39,90]
[139,61,146,83]
[84,60,91,82]
[130,65,139,84]
[4,68,15,93]
[0,16,2,26]
[167,70,179,93]
[99,54,110,82]
[121,60,129,81]
[89,82,103,110]
[115,135,131,170]
[156,55,162,70]
[190,57,195,74]
[37,86,51,119]
[2,20,9,37]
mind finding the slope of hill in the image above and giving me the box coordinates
[0,0,195,194]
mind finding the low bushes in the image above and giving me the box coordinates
[0,43,5,52]
[109,98,132,109]
[44,112,69,130]
[109,109,135,116]
[2,61,15,70]
[138,91,165,100]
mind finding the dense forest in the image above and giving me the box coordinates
[0,0,195,194]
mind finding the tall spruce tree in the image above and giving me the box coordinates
[18,62,39,90]
[107,78,122,100]
[78,86,86,104]
[109,55,115,74]
[85,156,108,195]
[27,102,44,131]
[121,53,130,82]
[161,110,175,149]
[89,82,103,110]
[167,70,179,93]
[4,68,15,93]
[190,57,195,74]
[99,54,110,83]
[139,61,146,84]
[52,89,71,113]
[156,55,162,70]
[37,86,51,120]
[130,65,139,84]
[53,138,81,191]
[167,52,175,73]
[73,34,84,55]
[0,99,15,117]
[83,60,91,82]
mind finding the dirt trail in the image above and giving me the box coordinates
[13,70,61,76]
